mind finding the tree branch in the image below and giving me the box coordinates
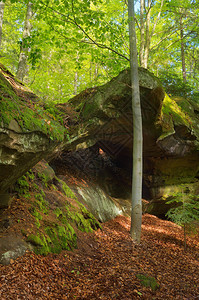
[40,0,129,61]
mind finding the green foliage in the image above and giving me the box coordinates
[62,182,77,199]
[136,273,159,291]
[166,193,199,228]
[54,207,63,218]
[15,175,30,198]
[54,200,101,234]
[0,69,67,141]
[27,234,44,247]
[30,207,43,220]
[55,176,77,199]
[78,202,102,231]
[159,70,199,103]
[38,172,48,187]
[166,187,199,249]
[34,192,49,214]
[41,223,77,255]
[0,0,198,106]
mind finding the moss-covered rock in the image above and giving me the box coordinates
[11,160,101,257]
[0,64,68,197]
[58,68,199,217]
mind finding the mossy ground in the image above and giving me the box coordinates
[1,160,101,256]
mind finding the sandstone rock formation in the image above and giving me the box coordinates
[0,64,66,202]
[56,68,199,217]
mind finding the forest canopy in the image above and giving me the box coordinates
[0,0,198,103]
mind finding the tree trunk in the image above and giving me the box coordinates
[139,0,164,69]
[94,63,98,80]
[0,1,5,48]
[74,71,78,95]
[16,2,33,82]
[139,0,145,67]
[143,0,151,69]
[180,14,187,83]
[128,0,143,244]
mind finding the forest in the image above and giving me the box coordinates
[0,0,199,299]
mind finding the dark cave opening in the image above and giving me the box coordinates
[50,142,153,202]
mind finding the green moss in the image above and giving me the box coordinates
[79,202,102,230]
[64,203,101,232]
[30,207,43,220]
[54,207,63,218]
[34,192,49,214]
[15,175,30,197]
[55,177,77,199]
[44,223,77,253]
[27,234,44,246]
[27,220,77,255]
[162,94,190,125]
[0,69,67,141]
[160,94,199,142]
[27,170,35,181]
[38,172,48,187]
[62,183,77,199]
[35,219,41,229]
[136,274,159,291]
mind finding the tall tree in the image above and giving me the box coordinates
[128,0,143,243]
[16,1,33,82]
[139,0,164,68]
[0,1,5,48]
[179,8,187,83]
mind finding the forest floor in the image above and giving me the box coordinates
[0,213,198,300]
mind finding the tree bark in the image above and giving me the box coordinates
[180,14,187,83]
[128,0,143,244]
[74,71,78,95]
[139,0,145,67]
[143,0,151,68]
[139,0,164,69]
[16,2,33,82]
[0,1,5,48]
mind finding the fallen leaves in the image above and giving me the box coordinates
[0,214,199,299]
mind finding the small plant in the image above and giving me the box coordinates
[38,172,48,188]
[15,175,30,198]
[136,273,159,291]
[34,192,49,214]
[54,207,63,218]
[166,186,199,250]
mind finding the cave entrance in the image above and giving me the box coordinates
[51,142,154,202]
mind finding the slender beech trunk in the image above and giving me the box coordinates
[0,1,5,48]
[128,0,143,244]
[16,2,33,82]
[180,14,187,83]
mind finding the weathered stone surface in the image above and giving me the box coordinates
[33,159,55,183]
[0,236,28,265]
[0,127,57,193]
[0,194,11,208]
[0,64,65,202]
[59,68,199,216]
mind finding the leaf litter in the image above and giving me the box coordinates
[0,214,198,299]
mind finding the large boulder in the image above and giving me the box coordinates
[58,68,199,216]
